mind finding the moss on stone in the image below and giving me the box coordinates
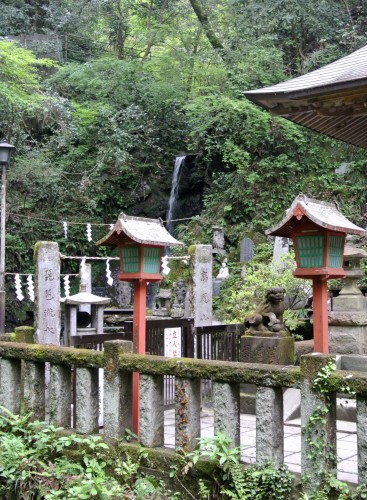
[14,326,35,344]
[0,341,103,367]
[118,352,301,387]
[300,354,336,381]
[187,245,196,256]
[328,370,367,396]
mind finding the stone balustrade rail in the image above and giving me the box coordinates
[1,340,367,492]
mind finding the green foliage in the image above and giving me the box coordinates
[183,433,294,499]
[0,406,125,499]
[0,408,180,499]
[214,250,311,331]
[300,360,361,499]
[2,0,367,330]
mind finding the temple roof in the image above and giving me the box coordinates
[97,213,184,247]
[244,44,367,148]
[266,195,367,238]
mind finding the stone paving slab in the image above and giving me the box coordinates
[163,407,358,484]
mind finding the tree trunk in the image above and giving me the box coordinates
[188,0,225,53]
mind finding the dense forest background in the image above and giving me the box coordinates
[1,0,367,324]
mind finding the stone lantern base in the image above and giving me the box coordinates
[329,311,367,354]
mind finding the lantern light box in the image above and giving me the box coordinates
[266,195,367,280]
[266,194,367,354]
[97,213,184,281]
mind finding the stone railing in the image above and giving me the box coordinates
[0,340,367,492]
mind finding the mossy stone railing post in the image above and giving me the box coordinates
[256,387,284,466]
[0,357,21,414]
[75,367,99,434]
[24,360,45,420]
[49,364,72,427]
[140,374,164,447]
[300,353,337,494]
[357,395,367,484]
[175,378,201,452]
[213,381,240,448]
[14,326,35,343]
[103,340,133,443]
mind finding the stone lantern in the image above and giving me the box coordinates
[63,286,110,346]
[332,243,367,312]
[329,243,367,354]
[266,194,367,353]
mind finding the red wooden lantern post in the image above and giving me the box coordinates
[266,195,367,353]
[97,213,183,433]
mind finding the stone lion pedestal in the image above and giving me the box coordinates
[240,334,295,365]
[239,287,295,413]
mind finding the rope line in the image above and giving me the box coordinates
[8,211,196,226]
[60,255,119,261]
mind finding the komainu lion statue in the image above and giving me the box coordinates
[244,287,288,336]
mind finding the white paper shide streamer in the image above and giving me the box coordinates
[62,221,68,239]
[80,258,89,283]
[106,259,114,286]
[86,223,92,242]
[14,274,24,301]
[63,275,70,298]
[109,224,114,231]
[27,275,35,302]
[161,256,170,276]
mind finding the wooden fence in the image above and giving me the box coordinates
[70,319,243,405]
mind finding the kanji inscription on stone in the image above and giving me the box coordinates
[192,245,212,327]
[34,242,61,345]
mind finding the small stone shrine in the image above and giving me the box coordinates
[329,242,367,354]
[241,287,294,365]
[62,285,110,346]
[155,289,172,317]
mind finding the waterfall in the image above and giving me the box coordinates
[166,155,185,234]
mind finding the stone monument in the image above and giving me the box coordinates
[34,242,61,345]
[241,287,294,364]
[240,237,254,277]
[189,245,212,327]
[212,226,225,256]
[117,281,132,308]
[240,237,254,263]
[272,237,289,265]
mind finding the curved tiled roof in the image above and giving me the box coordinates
[244,44,367,148]
[97,213,184,247]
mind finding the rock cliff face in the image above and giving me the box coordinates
[129,156,206,233]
